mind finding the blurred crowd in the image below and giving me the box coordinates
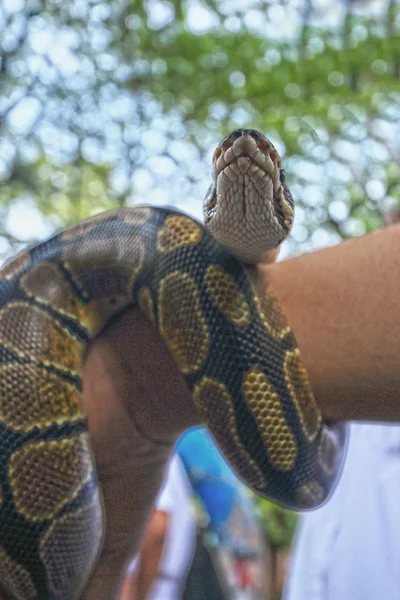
[120,420,400,600]
[121,427,274,600]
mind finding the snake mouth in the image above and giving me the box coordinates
[215,153,276,182]
[213,138,281,184]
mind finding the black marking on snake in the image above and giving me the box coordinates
[18,295,90,344]
[57,262,91,304]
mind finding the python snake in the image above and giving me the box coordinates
[0,129,347,599]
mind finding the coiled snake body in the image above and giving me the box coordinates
[0,130,346,599]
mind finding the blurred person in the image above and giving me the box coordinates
[122,427,271,600]
[178,428,273,600]
[283,423,400,600]
[121,453,197,600]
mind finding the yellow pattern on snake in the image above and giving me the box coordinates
[0,129,347,599]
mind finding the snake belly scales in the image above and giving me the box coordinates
[0,129,347,599]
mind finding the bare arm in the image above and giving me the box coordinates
[263,223,400,422]
[120,509,169,600]
[135,510,169,600]
[80,311,200,600]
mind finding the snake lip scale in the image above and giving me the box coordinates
[0,128,347,600]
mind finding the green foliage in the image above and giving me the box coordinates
[1,0,399,261]
[255,496,298,550]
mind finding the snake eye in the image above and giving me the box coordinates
[279,169,286,184]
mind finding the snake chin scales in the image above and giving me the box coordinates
[204,129,295,264]
[0,129,347,600]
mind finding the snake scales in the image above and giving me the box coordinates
[0,129,346,599]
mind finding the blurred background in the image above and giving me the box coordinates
[1,0,400,598]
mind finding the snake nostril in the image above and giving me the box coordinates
[248,129,261,141]
[222,128,277,156]
[223,130,242,150]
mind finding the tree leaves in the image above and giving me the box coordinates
[0,0,399,262]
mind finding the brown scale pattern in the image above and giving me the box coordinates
[9,434,92,521]
[0,363,83,432]
[21,262,97,335]
[120,206,153,226]
[62,236,144,292]
[159,272,210,374]
[295,481,325,508]
[60,206,153,242]
[0,252,30,281]
[40,492,103,598]
[0,548,37,600]
[157,215,202,253]
[193,377,265,489]
[204,265,250,327]
[60,219,107,242]
[243,367,297,471]
[247,272,290,339]
[0,303,82,375]
[284,349,321,441]
[138,286,156,323]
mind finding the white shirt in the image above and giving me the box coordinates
[284,423,400,600]
[130,454,197,600]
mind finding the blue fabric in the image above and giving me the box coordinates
[176,427,261,555]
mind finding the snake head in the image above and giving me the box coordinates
[203,129,294,264]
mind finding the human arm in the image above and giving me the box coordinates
[262,222,400,422]
[135,510,169,600]
[79,310,200,600]
[120,509,169,600]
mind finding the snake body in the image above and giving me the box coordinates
[0,130,347,599]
